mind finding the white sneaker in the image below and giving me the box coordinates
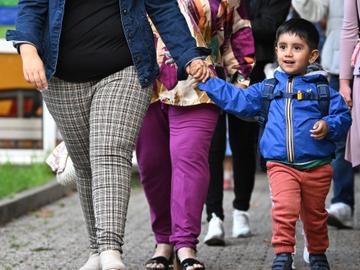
[232,210,251,237]
[79,253,101,270]
[204,213,225,246]
[327,202,353,229]
[100,250,126,270]
[303,246,309,264]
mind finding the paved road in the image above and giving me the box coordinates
[0,172,359,270]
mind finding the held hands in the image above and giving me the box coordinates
[310,120,328,140]
[20,44,48,90]
[186,59,210,82]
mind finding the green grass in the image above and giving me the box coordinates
[0,26,14,39]
[0,163,54,199]
[0,0,18,5]
[131,172,141,188]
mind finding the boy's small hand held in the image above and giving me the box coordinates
[310,120,328,140]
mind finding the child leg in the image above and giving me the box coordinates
[267,162,302,254]
[300,164,332,254]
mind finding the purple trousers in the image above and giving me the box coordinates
[136,101,219,250]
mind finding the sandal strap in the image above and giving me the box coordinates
[145,256,171,269]
[181,258,205,270]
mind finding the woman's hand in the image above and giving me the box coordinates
[20,44,48,90]
[339,79,352,109]
[186,59,210,82]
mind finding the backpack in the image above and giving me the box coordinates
[257,77,330,138]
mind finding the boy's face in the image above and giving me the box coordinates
[275,33,319,75]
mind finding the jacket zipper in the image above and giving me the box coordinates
[285,77,294,163]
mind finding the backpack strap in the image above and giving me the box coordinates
[258,78,278,128]
[316,82,330,117]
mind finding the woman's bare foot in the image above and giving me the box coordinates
[177,247,204,270]
[145,243,173,269]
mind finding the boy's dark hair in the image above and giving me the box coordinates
[275,18,319,50]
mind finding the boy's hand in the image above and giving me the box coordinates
[186,59,210,82]
[310,120,328,140]
[20,44,48,90]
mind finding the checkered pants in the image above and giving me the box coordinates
[42,66,152,253]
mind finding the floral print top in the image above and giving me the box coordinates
[150,0,255,106]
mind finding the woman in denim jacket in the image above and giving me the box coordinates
[6,0,210,269]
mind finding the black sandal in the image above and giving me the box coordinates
[180,258,205,270]
[145,255,173,270]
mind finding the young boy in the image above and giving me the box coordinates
[198,18,351,270]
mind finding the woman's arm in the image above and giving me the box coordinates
[145,0,211,80]
[222,2,255,87]
[339,0,359,107]
[6,0,48,89]
[292,0,329,22]
[6,0,48,52]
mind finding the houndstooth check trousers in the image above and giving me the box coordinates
[42,66,152,253]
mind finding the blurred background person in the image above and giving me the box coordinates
[293,0,355,229]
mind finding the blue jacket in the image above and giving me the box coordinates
[199,70,352,163]
[6,0,210,87]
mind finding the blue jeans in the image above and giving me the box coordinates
[329,75,355,211]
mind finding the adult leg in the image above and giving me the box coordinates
[90,66,152,253]
[136,101,172,244]
[43,78,98,253]
[136,101,173,268]
[328,74,354,228]
[300,165,332,254]
[204,112,226,246]
[228,115,258,237]
[205,112,226,221]
[169,104,219,251]
[229,114,258,212]
[330,138,355,209]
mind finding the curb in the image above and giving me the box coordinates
[0,179,73,226]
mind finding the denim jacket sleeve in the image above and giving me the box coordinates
[145,0,211,80]
[6,0,48,52]
[323,87,352,141]
[198,78,263,118]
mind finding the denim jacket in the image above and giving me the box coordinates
[6,0,210,87]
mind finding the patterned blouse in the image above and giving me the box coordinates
[150,0,255,106]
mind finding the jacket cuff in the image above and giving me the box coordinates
[6,30,41,53]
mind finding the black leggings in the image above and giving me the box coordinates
[205,112,258,221]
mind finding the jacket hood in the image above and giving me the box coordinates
[274,63,328,83]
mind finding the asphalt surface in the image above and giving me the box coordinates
[0,172,359,270]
